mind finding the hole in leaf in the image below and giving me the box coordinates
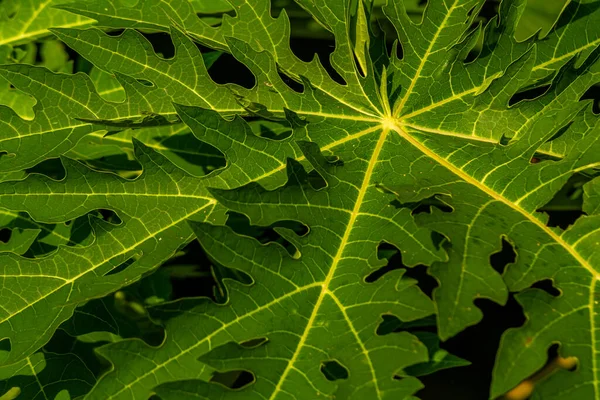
[66,216,95,247]
[277,70,304,93]
[531,124,573,164]
[366,243,437,298]
[530,279,561,297]
[390,194,453,215]
[139,31,175,59]
[211,370,255,389]
[365,253,399,284]
[0,338,11,352]
[0,151,14,160]
[106,29,126,37]
[98,209,122,225]
[431,231,448,251]
[464,45,480,64]
[537,173,591,230]
[0,228,11,243]
[162,240,218,300]
[489,237,516,275]
[307,169,327,190]
[25,158,66,180]
[509,84,551,106]
[544,344,578,371]
[529,153,561,164]
[498,132,512,146]
[404,265,437,298]
[104,256,137,276]
[208,53,256,89]
[543,123,572,144]
[239,337,268,348]
[544,209,585,230]
[376,241,398,261]
[412,196,453,215]
[135,78,154,87]
[580,82,600,114]
[320,360,349,381]
[226,212,308,257]
[211,262,254,304]
[377,314,437,336]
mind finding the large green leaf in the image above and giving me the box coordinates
[0,142,226,365]
[0,0,92,48]
[527,0,600,83]
[0,65,176,172]
[0,0,93,120]
[0,96,328,365]
[1,0,600,399]
[491,173,600,399]
[0,25,313,173]
[86,2,600,399]
[83,127,444,400]
[58,0,600,88]
[0,227,40,256]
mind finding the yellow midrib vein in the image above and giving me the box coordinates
[533,37,600,72]
[392,1,459,117]
[269,127,389,400]
[253,125,382,184]
[3,193,213,200]
[104,282,323,399]
[391,122,599,279]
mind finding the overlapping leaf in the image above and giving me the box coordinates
[0,0,92,47]
[0,65,175,172]
[0,0,93,119]
[0,92,333,365]
[0,36,226,173]
[0,351,97,400]
[0,141,227,365]
[81,119,446,399]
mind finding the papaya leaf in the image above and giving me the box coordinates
[1,1,600,399]
[0,352,96,400]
